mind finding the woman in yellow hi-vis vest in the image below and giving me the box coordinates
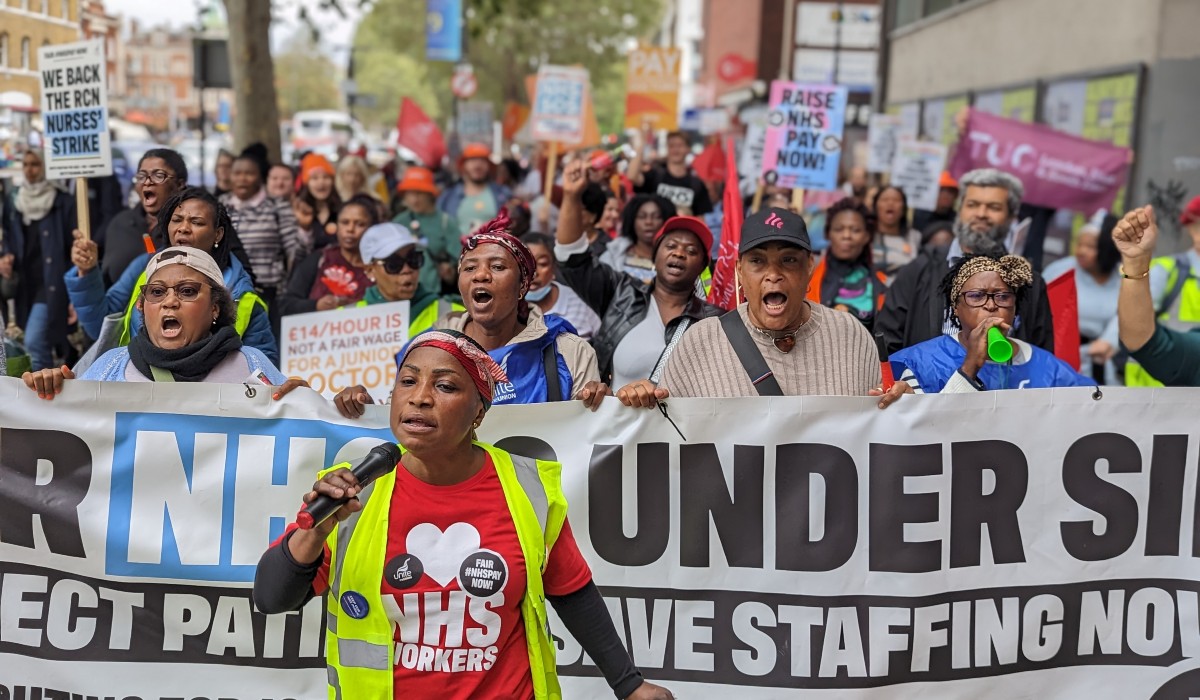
[254,330,672,700]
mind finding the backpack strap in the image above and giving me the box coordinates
[542,342,563,402]
[1157,254,1193,317]
[649,317,692,385]
[149,365,175,382]
[718,311,783,396]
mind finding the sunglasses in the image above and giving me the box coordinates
[143,282,210,303]
[380,250,425,275]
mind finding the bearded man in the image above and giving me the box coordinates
[876,168,1055,354]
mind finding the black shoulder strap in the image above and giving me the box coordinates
[1157,255,1193,316]
[542,342,563,402]
[718,311,783,396]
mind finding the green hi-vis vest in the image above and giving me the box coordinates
[119,271,266,345]
[352,298,464,337]
[321,442,567,699]
[1126,255,1200,387]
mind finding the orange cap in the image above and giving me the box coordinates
[458,143,492,168]
[939,171,959,189]
[299,153,335,185]
[396,166,440,196]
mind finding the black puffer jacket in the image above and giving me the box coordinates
[558,247,722,383]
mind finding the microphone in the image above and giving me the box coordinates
[296,442,402,530]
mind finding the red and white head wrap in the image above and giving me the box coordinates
[460,207,536,295]
[395,330,509,409]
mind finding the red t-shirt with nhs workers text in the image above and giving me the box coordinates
[311,453,592,699]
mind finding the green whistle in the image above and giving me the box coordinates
[987,326,1013,363]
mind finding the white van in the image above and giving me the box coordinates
[291,110,359,158]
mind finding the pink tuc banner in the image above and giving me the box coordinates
[950,108,1131,212]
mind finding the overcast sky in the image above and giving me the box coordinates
[102,0,360,65]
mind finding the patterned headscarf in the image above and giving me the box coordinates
[460,207,536,295]
[395,330,509,409]
[948,254,1034,305]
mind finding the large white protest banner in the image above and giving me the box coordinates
[37,39,112,179]
[3,381,1200,698]
[279,301,410,400]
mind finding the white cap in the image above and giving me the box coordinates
[359,223,425,263]
[145,247,225,288]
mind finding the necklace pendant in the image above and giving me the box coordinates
[774,336,796,354]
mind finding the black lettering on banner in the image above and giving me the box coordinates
[0,689,146,700]
[0,427,91,557]
[775,444,857,572]
[949,440,1028,568]
[557,578,1195,689]
[0,561,323,668]
[678,445,764,568]
[588,444,669,566]
[1061,433,1140,561]
[1146,435,1188,557]
[869,443,941,573]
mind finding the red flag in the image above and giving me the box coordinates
[396,97,447,169]
[691,140,726,182]
[1046,268,1081,370]
[707,136,743,310]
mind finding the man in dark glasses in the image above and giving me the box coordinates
[356,223,464,336]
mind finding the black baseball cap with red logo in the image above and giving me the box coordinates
[738,207,812,255]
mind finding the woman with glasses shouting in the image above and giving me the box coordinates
[76,149,186,287]
[23,247,284,394]
[889,253,1091,393]
[66,187,278,365]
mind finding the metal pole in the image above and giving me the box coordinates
[198,85,205,191]
[832,1,843,86]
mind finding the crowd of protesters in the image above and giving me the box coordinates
[5,128,1200,400]
[6,124,1200,700]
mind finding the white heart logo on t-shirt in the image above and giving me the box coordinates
[405,522,481,587]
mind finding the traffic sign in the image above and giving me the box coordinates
[451,65,477,99]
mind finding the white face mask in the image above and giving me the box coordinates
[525,283,553,302]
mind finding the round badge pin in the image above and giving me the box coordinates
[384,554,424,591]
[340,591,370,619]
[458,549,509,599]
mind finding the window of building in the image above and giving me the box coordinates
[21,38,30,70]
[18,0,28,11]
[63,0,71,20]
[0,34,7,68]
[890,0,976,30]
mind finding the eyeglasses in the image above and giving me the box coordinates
[143,282,210,303]
[381,250,425,275]
[134,170,175,185]
[960,290,1016,308]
